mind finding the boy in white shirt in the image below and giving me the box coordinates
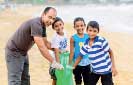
[49,17,68,85]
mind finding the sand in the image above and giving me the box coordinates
[0,6,133,85]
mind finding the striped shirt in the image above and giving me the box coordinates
[79,36,112,74]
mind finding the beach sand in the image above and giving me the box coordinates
[0,6,133,85]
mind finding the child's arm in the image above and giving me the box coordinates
[109,49,118,76]
[53,48,60,63]
[51,36,61,63]
[73,56,82,68]
[102,38,118,76]
[69,37,74,64]
[73,44,87,68]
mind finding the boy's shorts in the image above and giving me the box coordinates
[49,67,57,80]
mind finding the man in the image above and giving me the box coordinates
[5,7,63,85]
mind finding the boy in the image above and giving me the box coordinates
[49,17,68,85]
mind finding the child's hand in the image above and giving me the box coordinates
[112,66,118,76]
[66,65,75,69]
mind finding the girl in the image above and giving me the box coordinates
[69,17,91,85]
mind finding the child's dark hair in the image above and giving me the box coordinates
[43,7,56,14]
[73,17,86,26]
[52,17,64,29]
[87,21,99,32]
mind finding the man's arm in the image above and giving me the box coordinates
[34,36,64,70]
[34,36,54,63]
[43,37,52,50]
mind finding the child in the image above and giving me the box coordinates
[69,17,91,85]
[49,17,68,85]
[73,21,118,85]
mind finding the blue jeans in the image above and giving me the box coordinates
[5,48,30,85]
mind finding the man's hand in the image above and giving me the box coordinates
[51,61,64,70]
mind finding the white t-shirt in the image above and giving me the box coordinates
[51,32,68,53]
